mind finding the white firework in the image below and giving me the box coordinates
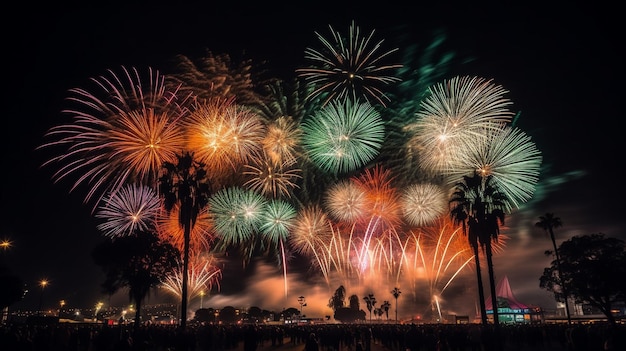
[408,76,515,174]
[401,183,448,227]
[445,124,542,211]
[95,184,161,237]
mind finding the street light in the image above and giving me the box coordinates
[0,239,11,250]
[298,296,307,321]
[38,279,49,316]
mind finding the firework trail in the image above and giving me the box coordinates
[259,199,298,296]
[161,253,222,299]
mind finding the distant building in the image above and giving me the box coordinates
[484,275,543,324]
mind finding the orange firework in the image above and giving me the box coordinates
[157,203,215,253]
[40,66,192,208]
[262,116,301,166]
[353,165,403,229]
[186,97,266,184]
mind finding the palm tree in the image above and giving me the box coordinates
[363,293,377,323]
[391,287,401,323]
[381,300,391,321]
[536,213,571,325]
[159,152,211,330]
[450,172,507,326]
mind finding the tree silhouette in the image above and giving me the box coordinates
[159,151,211,329]
[381,300,391,320]
[540,233,626,326]
[363,293,377,323]
[0,273,24,321]
[391,287,401,323]
[349,294,360,310]
[91,230,179,330]
[219,306,238,323]
[374,307,383,320]
[535,213,571,325]
[328,285,346,312]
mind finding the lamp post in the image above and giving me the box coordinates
[298,296,306,321]
[38,279,49,316]
[1,239,12,322]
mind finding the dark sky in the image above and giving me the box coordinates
[3,2,624,317]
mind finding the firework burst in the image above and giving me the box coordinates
[445,125,542,210]
[407,76,514,174]
[262,116,302,166]
[301,99,385,175]
[296,20,402,106]
[186,98,266,182]
[260,199,297,246]
[260,199,298,296]
[156,203,215,253]
[209,186,267,249]
[161,253,222,299]
[324,179,368,223]
[166,51,263,106]
[39,66,191,207]
[400,183,448,227]
[352,165,402,228]
[289,205,336,283]
[95,184,161,238]
[243,151,302,199]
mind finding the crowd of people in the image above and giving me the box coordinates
[0,320,624,351]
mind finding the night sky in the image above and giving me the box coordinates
[3,2,624,319]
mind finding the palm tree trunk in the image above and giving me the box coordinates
[181,213,191,330]
[472,243,488,325]
[485,241,499,327]
[550,229,572,325]
[134,299,142,332]
[394,298,398,323]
